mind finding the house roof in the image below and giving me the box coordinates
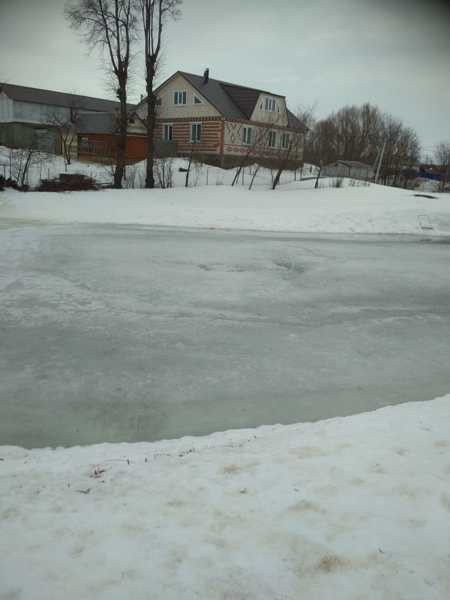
[286,109,304,131]
[0,82,133,113]
[337,160,373,169]
[77,112,117,134]
[179,72,245,119]
[148,71,305,131]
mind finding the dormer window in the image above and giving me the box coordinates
[193,94,203,105]
[174,91,187,105]
[265,97,276,112]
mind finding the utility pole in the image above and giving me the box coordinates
[375,141,386,184]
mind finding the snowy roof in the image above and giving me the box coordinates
[0,82,134,113]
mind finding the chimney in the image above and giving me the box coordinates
[203,68,209,84]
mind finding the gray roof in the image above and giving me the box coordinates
[0,82,134,113]
[337,160,373,169]
[286,109,304,131]
[77,112,117,134]
[180,72,245,119]
[149,71,305,131]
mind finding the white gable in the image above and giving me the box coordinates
[250,93,288,127]
[136,73,220,122]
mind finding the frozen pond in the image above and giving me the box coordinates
[1,223,450,448]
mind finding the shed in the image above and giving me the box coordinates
[322,160,374,181]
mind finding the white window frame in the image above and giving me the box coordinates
[190,122,201,143]
[174,90,187,105]
[163,123,173,142]
[193,94,203,105]
[281,133,290,149]
[243,126,252,146]
[268,130,276,148]
[264,97,276,112]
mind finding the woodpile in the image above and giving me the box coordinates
[37,173,99,192]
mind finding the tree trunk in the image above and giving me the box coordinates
[114,77,128,189]
[145,60,156,189]
[185,147,194,188]
[248,165,260,190]
[231,166,242,186]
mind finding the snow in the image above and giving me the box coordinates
[2,144,449,236]
[0,145,112,186]
[1,395,449,599]
[1,182,450,236]
[0,144,314,189]
[2,148,450,597]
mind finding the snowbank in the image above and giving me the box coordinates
[0,145,313,189]
[1,182,450,236]
[1,395,449,599]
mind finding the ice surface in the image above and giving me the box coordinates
[1,224,450,447]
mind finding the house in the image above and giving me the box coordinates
[1,72,305,170]
[130,69,306,168]
[0,82,131,157]
[322,160,374,181]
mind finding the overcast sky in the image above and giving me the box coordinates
[1,0,449,156]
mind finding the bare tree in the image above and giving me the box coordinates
[434,142,450,191]
[65,0,136,188]
[48,108,79,168]
[306,103,420,187]
[138,0,181,189]
[230,123,274,186]
[8,147,47,188]
[272,130,304,190]
[155,156,174,188]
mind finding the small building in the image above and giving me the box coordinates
[322,160,374,181]
[131,69,306,168]
[0,82,127,157]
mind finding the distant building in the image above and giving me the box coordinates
[322,160,374,181]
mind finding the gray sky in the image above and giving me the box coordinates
[1,0,449,156]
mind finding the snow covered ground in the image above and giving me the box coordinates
[1,182,450,236]
[1,395,449,599]
[2,144,449,236]
[1,151,450,598]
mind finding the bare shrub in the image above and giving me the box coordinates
[155,157,174,188]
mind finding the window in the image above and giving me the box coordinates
[174,91,187,105]
[163,124,173,142]
[281,133,290,149]
[190,122,201,143]
[243,126,252,145]
[264,97,276,112]
[268,130,276,148]
[193,94,203,105]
